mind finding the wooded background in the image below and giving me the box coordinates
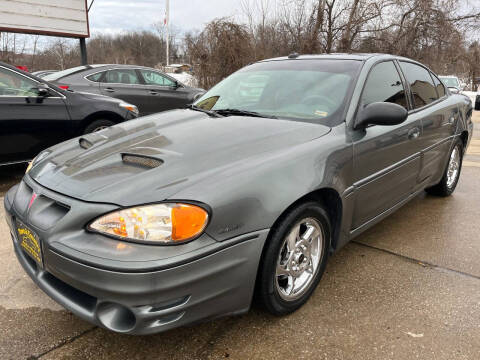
[1,0,479,90]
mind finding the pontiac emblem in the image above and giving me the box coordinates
[28,193,37,210]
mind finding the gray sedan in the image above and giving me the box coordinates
[4,53,473,335]
[43,64,205,116]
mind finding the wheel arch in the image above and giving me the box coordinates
[267,187,343,253]
[80,111,125,133]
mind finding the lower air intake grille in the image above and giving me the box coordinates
[122,154,163,169]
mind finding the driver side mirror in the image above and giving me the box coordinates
[36,84,50,97]
[355,102,408,129]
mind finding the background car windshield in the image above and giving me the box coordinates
[194,59,361,124]
[439,77,459,88]
[43,66,89,81]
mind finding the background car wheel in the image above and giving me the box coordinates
[256,201,330,315]
[426,138,464,197]
[83,119,115,134]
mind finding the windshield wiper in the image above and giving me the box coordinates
[187,104,222,118]
[214,108,277,119]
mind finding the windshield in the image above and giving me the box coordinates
[194,59,361,124]
[44,66,89,81]
[439,77,460,88]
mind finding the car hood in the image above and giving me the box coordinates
[30,110,331,206]
[70,90,125,104]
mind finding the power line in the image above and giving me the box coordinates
[88,0,95,12]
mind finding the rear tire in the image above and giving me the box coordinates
[83,119,115,134]
[256,201,330,316]
[426,138,464,197]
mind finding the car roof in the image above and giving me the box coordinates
[258,53,418,63]
[86,64,161,70]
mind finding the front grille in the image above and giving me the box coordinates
[13,181,70,230]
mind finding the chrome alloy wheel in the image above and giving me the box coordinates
[446,145,461,189]
[275,218,324,301]
[92,126,109,133]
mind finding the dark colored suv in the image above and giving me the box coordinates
[0,62,139,165]
[44,65,206,116]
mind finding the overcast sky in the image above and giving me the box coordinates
[88,0,245,35]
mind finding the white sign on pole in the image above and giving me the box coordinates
[0,0,89,38]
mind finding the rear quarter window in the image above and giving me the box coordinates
[86,72,105,82]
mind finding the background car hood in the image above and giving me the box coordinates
[30,110,331,206]
[72,91,124,104]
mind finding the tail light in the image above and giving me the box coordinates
[58,85,69,90]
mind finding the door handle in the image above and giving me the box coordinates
[149,90,159,95]
[104,87,115,93]
[408,127,420,140]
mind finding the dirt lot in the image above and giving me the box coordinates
[1,113,479,360]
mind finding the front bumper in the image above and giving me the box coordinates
[4,179,268,335]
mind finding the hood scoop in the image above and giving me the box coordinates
[79,132,109,150]
[79,137,93,149]
[121,153,163,169]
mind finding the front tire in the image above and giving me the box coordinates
[257,202,330,315]
[426,138,464,197]
[83,119,115,134]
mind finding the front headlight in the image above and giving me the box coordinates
[119,102,139,116]
[88,203,209,244]
[26,150,51,174]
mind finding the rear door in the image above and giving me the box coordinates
[99,69,145,110]
[0,66,70,163]
[398,62,458,189]
[138,69,191,114]
[352,60,423,229]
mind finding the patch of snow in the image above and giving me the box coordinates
[406,332,424,338]
[170,73,199,88]
[462,91,477,105]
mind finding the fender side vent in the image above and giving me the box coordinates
[79,138,93,149]
[122,154,163,169]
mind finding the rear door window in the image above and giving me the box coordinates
[105,69,140,84]
[399,62,438,109]
[139,70,176,87]
[361,61,408,109]
[431,73,446,98]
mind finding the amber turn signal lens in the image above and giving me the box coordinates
[172,204,209,242]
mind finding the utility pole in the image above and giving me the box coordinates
[165,0,170,66]
[80,0,95,65]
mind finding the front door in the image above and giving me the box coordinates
[138,69,190,114]
[0,66,70,164]
[351,60,422,229]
